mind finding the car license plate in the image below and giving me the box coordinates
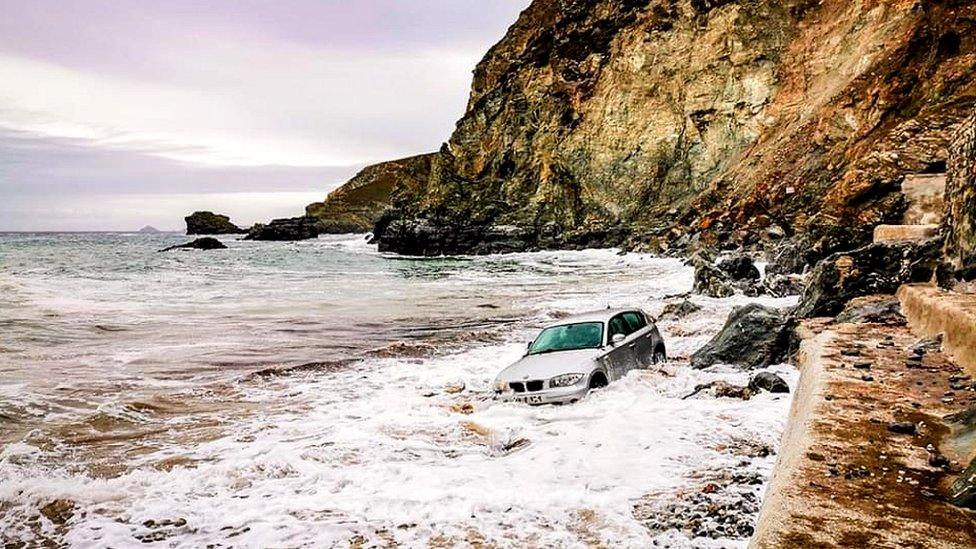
[515,395,543,404]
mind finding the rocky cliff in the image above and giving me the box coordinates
[305,154,434,234]
[943,111,976,279]
[373,0,976,259]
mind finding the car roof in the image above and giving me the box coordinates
[542,308,642,328]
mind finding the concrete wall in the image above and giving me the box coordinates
[943,112,976,275]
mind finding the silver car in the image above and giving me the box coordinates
[493,308,667,405]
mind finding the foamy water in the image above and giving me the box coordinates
[0,233,796,547]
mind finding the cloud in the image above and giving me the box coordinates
[0,0,531,230]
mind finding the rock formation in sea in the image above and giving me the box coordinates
[244,216,320,241]
[364,0,975,259]
[185,211,245,235]
[138,225,161,234]
[305,154,434,234]
[159,237,227,252]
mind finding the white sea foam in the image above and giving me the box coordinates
[0,236,798,547]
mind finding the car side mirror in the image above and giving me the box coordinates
[611,333,626,346]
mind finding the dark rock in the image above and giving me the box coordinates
[835,295,905,325]
[690,251,735,298]
[185,211,244,235]
[691,304,795,369]
[861,374,875,382]
[159,237,227,252]
[949,459,976,510]
[659,299,702,321]
[911,335,943,356]
[888,421,917,435]
[726,256,762,280]
[748,372,790,393]
[245,216,320,241]
[718,255,760,281]
[795,238,940,318]
[374,216,628,256]
[762,273,806,298]
[853,361,872,370]
[682,381,755,400]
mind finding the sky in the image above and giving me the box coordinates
[0,0,529,231]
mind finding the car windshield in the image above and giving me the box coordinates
[528,322,604,355]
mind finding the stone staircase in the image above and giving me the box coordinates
[873,173,945,243]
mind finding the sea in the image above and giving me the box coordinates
[0,232,797,547]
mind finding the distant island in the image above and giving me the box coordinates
[138,226,161,234]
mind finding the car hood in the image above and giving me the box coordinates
[497,348,602,381]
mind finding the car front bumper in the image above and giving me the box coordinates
[495,384,590,405]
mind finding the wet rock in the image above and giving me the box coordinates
[689,251,735,298]
[949,459,976,510]
[158,237,227,252]
[795,239,940,318]
[888,421,918,435]
[682,381,755,400]
[39,499,74,525]
[748,372,790,394]
[245,216,320,241]
[718,255,760,281]
[658,299,702,321]
[762,273,806,298]
[835,295,905,325]
[691,304,795,369]
[911,335,943,356]
[185,211,244,235]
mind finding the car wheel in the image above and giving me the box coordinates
[652,345,667,364]
[589,372,608,389]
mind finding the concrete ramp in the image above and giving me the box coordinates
[751,319,976,548]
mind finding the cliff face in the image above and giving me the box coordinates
[305,154,434,234]
[376,0,976,258]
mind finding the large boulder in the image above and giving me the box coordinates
[159,237,227,252]
[795,238,940,318]
[691,304,794,369]
[185,211,244,235]
[245,216,320,241]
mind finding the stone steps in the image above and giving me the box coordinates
[871,173,945,244]
[873,224,940,243]
[898,283,976,376]
[902,173,946,225]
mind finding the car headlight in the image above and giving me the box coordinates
[549,373,584,388]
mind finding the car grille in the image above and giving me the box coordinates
[509,380,545,393]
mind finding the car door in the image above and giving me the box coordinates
[622,311,655,367]
[604,314,638,379]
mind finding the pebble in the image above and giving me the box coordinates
[861,374,875,382]
[888,422,917,435]
[854,361,872,370]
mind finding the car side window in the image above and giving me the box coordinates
[622,311,646,333]
[608,315,631,339]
